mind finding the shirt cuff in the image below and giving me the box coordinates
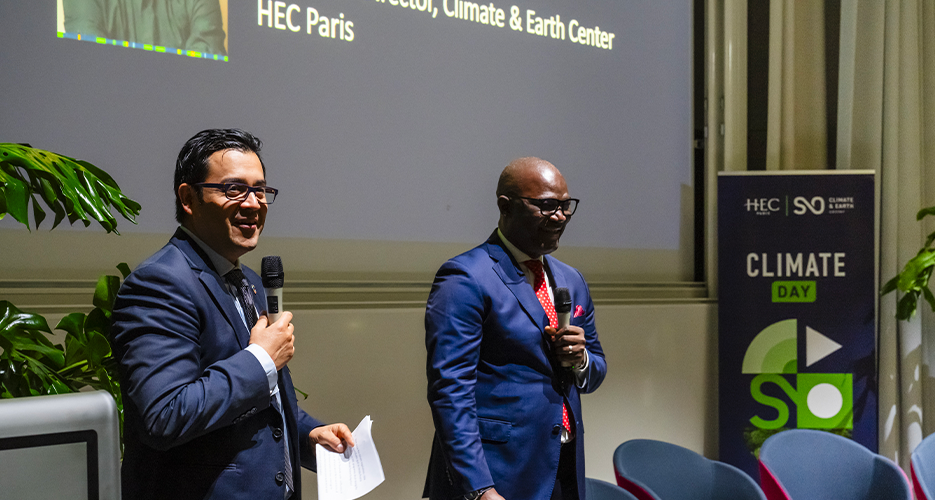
[572,350,589,387]
[245,343,279,395]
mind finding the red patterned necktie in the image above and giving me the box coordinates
[524,260,572,434]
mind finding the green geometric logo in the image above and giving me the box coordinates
[742,319,797,374]
[744,319,851,430]
[750,373,853,430]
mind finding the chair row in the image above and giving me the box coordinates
[607,429,913,500]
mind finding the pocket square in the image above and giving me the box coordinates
[573,305,585,318]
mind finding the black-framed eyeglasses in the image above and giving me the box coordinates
[513,197,580,216]
[195,183,279,204]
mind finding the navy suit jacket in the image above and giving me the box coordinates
[112,229,323,500]
[424,231,607,500]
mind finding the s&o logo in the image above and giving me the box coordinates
[743,319,851,430]
[793,196,825,215]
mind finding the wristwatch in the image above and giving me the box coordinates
[464,486,493,500]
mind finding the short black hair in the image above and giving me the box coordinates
[174,128,266,223]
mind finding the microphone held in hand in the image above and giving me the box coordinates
[554,287,572,367]
[554,287,571,329]
[261,256,284,323]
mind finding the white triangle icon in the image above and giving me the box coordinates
[806,326,843,367]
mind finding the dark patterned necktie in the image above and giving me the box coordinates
[524,260,573,434]
[225,269,293,490]
[225,269,258,328]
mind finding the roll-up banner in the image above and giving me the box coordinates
[717,171,877,477]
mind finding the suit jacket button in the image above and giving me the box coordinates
[275,472,285,485]
[250,407,257,414]
[552,424,561,435]
[273,428,283,440]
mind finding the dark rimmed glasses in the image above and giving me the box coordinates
[195,183,279,204]
[513,197,580,216]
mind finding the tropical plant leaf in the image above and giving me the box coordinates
[56,313,87,344]
[897,293,919,320]
[0,143,140,233]
[86,332,111,366]
[117,262,132,279]
[897,251,935,292]
[918,206,935,220]
[63,332,89,369]
[881,276,899,296]
[923,286,935,314]
[0,301,52,336]
[84,308,109,339]
[0,174,29,227]
[93,275,121,313]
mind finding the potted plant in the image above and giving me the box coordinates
[0,142,141,440]
[881,206,935,319]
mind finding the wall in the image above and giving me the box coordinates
[292,302,718,499]
[1,250,716,498]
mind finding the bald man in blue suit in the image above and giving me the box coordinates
[424,157,607,500]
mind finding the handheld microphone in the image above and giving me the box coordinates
[554,287,572,366]
[555,287,571,328]
[261,256,284,323]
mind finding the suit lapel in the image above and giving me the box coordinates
[485,232,547,333]
[544,255,567,291]
[171,229,252,349]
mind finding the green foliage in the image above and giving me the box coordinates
[0,268,129,450]
[881,205,935,319]
[0,143,141,233]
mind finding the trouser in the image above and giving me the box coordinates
[549,441,578,500]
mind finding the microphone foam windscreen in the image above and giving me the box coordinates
[554,287,572,313]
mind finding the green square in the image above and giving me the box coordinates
[772,281,817,302]
[796,373,852,429]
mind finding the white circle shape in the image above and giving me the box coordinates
[807,383,843,419]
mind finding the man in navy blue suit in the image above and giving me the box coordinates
[424,157,607,500]
[112,129,353,499]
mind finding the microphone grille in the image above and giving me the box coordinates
[261,256,284,288]
[554,287,572,313]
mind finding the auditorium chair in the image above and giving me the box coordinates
[612,439,766,500]
[758,429,910,499]
[912,432,935,500]
[584,477,639,500]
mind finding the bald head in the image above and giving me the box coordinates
[496,157,572,258]
[496,157,564,199]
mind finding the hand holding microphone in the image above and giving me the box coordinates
[546,287,586,368]
[248,256,295,370]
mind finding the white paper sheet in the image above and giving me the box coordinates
[316,415,385,500]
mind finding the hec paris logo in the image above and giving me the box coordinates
[743,319,851,429]
[744,198,781,215]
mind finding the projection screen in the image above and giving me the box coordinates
[0,1,694,281]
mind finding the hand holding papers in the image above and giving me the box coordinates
[316,415,385,500]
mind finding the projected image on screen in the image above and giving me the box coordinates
[55,0,229,61]
[5,1,695,279]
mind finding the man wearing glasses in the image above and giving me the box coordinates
[112,129,353,500]
[424,157,607,500]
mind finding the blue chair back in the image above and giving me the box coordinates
[585,477,639,500]
[911,432,935,500]
[759,429,910,500]
[613,439,766,500]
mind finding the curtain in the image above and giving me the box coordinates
[766,0,829,171]
[837,0,935,470]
